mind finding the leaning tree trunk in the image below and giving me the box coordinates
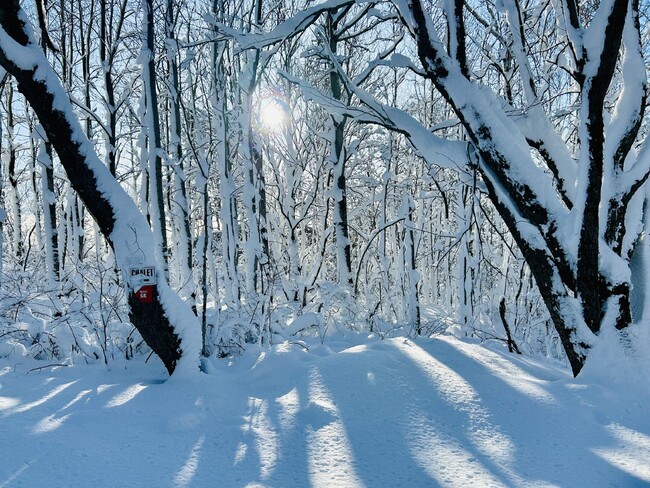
[0,0,200,374]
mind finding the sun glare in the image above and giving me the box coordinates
[258,96,288,133]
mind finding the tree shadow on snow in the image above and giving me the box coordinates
[1,341,648,488]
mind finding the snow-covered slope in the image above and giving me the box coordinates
[0,335,648,487]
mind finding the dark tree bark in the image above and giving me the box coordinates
[401,0,638,376]
[499,297,521,355]
[165,0,194,289]
[37,7,59,283]
[326,11,353,287]
[144,0,170,276]
[99,0,120,177]
[0,0,191,374]
[6,82,23,258]
[575,0,628,335]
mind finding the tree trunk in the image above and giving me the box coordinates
[143,0,169,278]
[0,206,4,295]
[6,83,22,258]
[326,12,353,287]
[400,0,638,376]
[99,0,119,177]
[499,297,521,355]
[404,196,421,333]
[240,0,271,296]
[0,0,199,374]
[38,0,59,285]
[211,0,240,307]
[39,140,60,284]
[0,89,4,298]
[165,0,195,304]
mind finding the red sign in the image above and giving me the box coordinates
[135,285,155,303]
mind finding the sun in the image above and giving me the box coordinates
[258,96,289,133]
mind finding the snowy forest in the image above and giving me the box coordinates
[1,0,649,376]
[1,0,650,486]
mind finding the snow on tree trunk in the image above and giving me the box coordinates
[379,0,648,376]
[5,83,22,258]
[326,12,353,288]
[239,0,271,297]
[0,95,4,299]
[283,118,303,302]
[165,0,195,306]
[402,195,421,333]
[0,0,200,375]
[37,0,59,287]
[38,138,60,286]
[455,183,477,337]
[211,3,240,307]
[141,0,169,280]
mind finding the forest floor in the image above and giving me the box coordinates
[0,333,649,487]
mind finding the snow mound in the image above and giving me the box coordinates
[0,335,648,487]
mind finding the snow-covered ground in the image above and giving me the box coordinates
[1,334,649,487]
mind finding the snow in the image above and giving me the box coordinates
[1,334,648,487]
[278,70,469,173]
[212,0,359,52]
[0,10,202,372]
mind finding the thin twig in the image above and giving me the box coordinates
[27,363,68,373]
